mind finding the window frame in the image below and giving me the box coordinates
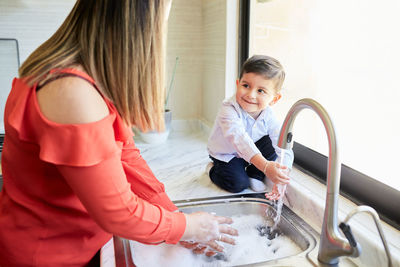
[0,38,20,191]
[0,38,20,144]
[239,0,400,230]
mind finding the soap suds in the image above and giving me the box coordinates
[130,214,302,266]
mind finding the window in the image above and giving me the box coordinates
[245,0,400,227]
[0,39,20,136]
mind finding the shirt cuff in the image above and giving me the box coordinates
[165,211,186,244]
[233,132,260,163]
[240,143,261,163]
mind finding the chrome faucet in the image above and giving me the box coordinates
[277,98,360,265]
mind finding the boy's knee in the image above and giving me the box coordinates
[210,173,249,193]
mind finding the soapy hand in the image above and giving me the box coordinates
[181,212,238,255]
[179,241,222,257]
[264,161,290,185]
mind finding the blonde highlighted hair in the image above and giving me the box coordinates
[19,0,167,132]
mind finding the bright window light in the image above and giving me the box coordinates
[249,0,400,191]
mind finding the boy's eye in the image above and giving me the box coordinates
[258,88,266,94]
[242,84,249,88]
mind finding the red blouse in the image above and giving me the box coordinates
[0,69,186,266]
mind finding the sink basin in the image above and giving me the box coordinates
[112,193,321,266]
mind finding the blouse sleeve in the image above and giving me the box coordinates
[57,154,186,244]
[120,140,178,212]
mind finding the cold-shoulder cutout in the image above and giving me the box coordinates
[5,69,133,166]
[36,75,109,124]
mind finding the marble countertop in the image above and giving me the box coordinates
[134,128,400,267]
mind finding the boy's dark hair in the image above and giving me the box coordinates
[239,55,285,92]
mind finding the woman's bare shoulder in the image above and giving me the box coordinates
[36,75,109,124]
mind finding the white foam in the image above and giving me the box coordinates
[129,214,302,267]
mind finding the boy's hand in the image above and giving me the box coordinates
[265,184,286,200]
[264,161,290,184]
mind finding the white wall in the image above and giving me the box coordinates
[169,0,237,126]
[224,0,239,100]
[166,0,203,120]
[0,0,75,63]
[201,0,227,125]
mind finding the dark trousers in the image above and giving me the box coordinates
[209,135,277,193]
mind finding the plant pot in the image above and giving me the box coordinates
[139,109,172,144]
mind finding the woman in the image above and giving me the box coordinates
[0,1,237,266]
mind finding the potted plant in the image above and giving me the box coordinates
[138,57,178,144]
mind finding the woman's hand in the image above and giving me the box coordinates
[179,241,219,257]
[264,161,290,185]
[181,212,238,255]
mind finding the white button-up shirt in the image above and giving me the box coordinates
[207,96,293,168]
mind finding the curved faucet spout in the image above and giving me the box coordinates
[278,98,358,265]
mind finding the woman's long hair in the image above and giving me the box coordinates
[19,0,167,132]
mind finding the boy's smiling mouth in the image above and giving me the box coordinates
[242,98,257,105]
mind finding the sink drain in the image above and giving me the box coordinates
[256,225,282,240]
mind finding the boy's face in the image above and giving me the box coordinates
[236,72,281,116]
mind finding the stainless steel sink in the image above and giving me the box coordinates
[173,194,318,266]
[112,193,328,266]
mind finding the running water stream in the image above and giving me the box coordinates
[269,148,291,231]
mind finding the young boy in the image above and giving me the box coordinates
[207,55,294,195]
